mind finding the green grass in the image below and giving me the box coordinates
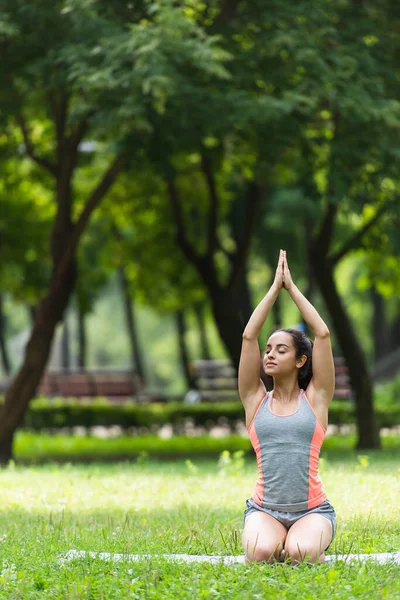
[0,447,399,598]
[13,430,400,462]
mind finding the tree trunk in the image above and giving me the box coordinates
[302,266,315,336]
[370,286,389,362]
[389,300,400,355]
[268,272,282,330]
[168,176,262,373]
[237,272,254,331]
[61,312,71,370]
[117,267,146,381]
[194,303,211,360]
[210,286,251,370]
[311,252,380,449]
[0,431,14,467]
[77,302,87,369]
[0,263,76,463]
[176,309,196,389]
[272,296,282,330]
[28,304,37,326]
[0,129,124,463]
[0,294,11,375]
[192,272,254,371]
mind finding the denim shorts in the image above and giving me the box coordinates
[244,498,336,551]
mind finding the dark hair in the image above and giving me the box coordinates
[263,327,314,390]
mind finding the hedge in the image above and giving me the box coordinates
[16,397,400,431]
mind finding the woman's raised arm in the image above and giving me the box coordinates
[238,250,284,408]
[282,251,335,402]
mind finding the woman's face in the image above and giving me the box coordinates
[263,331,304,378]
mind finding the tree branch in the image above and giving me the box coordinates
[312,110,341,257]
[54,153,127,278]
[312,201,338,259]
[167,179,207,273]
[227,181,265,292]
[201,151,219,258]
[16,112,58,177]
[47,90,69,152]
[330,200,393,266]
[68,117,89,152]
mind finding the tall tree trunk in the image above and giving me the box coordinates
[117,267,146,381]
[28,304,37,326]
[302,264,315,336]
[77,302,87,369]
[0,295,11,375]
[167,172,264,373]
[236,273,253,332]
[210,286,251,369]
[0,140,125,462]
[370,286,389,362]
[311,252,380,450]
[0,263,76,463]
[389,300,400,355]
[176,309,196,389]
[272,296,282,330]
[61,312,71,370]
[194,303,211,360]
[268,273,282,330]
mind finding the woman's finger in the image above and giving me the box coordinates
[276,249,283,270]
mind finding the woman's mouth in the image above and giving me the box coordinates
[266,362,277,367]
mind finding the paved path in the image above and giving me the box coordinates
[62,550,400,565]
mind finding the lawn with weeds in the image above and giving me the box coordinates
[0,441,399,598]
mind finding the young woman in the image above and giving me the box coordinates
[239,249,336,565]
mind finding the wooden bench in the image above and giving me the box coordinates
[37,369,144,402]
[191,357,352,402]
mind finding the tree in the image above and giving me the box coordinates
[148,0,400,449]
[0,0,231,462]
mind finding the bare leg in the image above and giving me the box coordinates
[243,511,288,564]
[284,514,333,565]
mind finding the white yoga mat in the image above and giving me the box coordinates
[62,550,400,565]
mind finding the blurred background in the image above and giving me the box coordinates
[1,0,400,460]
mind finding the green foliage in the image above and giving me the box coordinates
[375,374,400,407]
[2,0,400,419]
[9,397,400,431]
[0,132,53,301]
[15,431,252,461]
[9,430,400,463]
[0,0,232,304]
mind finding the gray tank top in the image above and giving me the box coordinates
[247,390,327,512]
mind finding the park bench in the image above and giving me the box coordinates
[0,369,166,403]
[34,368,167,403]
[190,357,352,402]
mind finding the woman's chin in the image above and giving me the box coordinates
[263,367,277,375]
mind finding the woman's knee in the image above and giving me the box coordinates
[244,540,285,563]
[284,541,324,564]
[242,511,288,563]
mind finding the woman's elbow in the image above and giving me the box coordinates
[316,327,330,339]
[242,330,257,341]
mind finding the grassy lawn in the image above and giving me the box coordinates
[0,438,400,600]
[0,437,399,598]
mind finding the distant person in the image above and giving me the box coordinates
[239,249,336,565]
